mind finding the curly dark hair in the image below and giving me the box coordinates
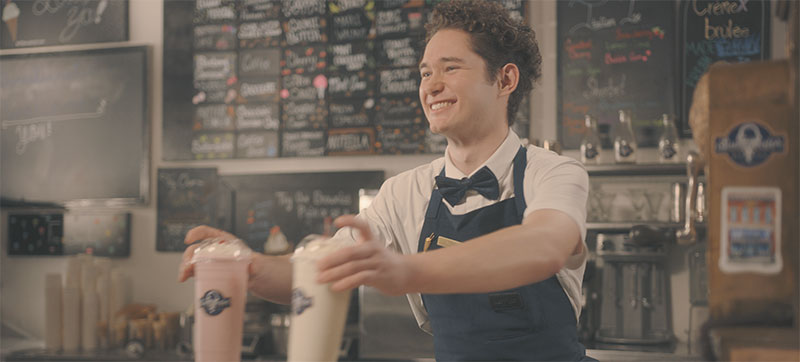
[424,0,542,126]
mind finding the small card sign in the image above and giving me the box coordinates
[327,127,376,155]
[282,130,325,157]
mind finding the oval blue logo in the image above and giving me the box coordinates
[291,288,313,315]
[715,122,785,167]
[200,290,231,316]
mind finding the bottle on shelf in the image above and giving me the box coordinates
[614,109,637,164]
[580,114,602,164]
[658,113,680,163]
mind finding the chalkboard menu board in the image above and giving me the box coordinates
[157,168,229,252]
[557,0,677,149]
[163,0,529,160]
[679,0,770,136]
[1,46,149,207]
[221,171,384,252]
[0,0,128,49]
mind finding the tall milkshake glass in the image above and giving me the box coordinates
[190,237,252,362]
[288,235,351,362]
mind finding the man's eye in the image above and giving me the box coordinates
[446,66,458,71]
[421,72,431,78]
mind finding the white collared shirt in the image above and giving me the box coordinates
[333,129,589,333]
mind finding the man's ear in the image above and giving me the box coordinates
[498,63,519,97]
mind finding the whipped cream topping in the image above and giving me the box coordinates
[291,235,344,261]
[190,237,253,263]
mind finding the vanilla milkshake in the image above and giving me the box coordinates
[288,235,351,362]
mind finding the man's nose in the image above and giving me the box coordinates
[422,74,444,96]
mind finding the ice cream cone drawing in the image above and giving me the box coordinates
[2,1,20,44]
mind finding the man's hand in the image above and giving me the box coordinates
[177,225,240,282]
[316,215,412,296]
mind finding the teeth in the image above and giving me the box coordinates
[431,101,453,111]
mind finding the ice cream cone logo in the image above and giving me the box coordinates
[2,1,20,44]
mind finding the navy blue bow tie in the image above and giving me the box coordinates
[434,166,500,205]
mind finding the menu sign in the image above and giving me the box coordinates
[679,0,769,136]
[329,99,373,128]
[194,104,235,131]
[328,71,376,99]
[283,15,327,45]
[236,131,279,158]
[239,49,281,77]
[281,44,327,74]
[376,125,426,154]
[329,42,374,72]
[238,20,282,48]
[557,0,676,149]
[163,0,528,159]
[330,7,374,42]
[282,130,326,157]
[236,102,280,130]
[379,68,419,96]
[282,100,327,130]
[156,168,219,252]
[223,171,383,249]
[376,36,420,68]
[195,0,236,22]
[240,0,281,21]
[374,96,423,128]
[192,132,235,160]
[327,128,376,155]
[375,7,425,38]
[0,0,128,49]
[281,0,326,18]
[194,24,237,51]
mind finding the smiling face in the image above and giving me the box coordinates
[418,29,507,141]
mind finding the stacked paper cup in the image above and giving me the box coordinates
[81,259,98,351]
[63,256,82,352]
[44,273,62,351]
[94,258,112,348]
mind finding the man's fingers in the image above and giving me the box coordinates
[177,244,201,282]
[316,242,376,271]
[184,225,234,245]
[330,270,375,292]
[333,215,373,243]
[317,257,378,284]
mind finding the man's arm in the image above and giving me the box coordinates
[406,208,582,293]
[178,225,293,304]
[317,209,582,295]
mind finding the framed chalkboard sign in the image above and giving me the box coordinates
[678,0,770,137]
[0,0,128,49]
[157,168,231,252]
[221,171,384,252]
[0,46,150,207]
[557,0,677,150]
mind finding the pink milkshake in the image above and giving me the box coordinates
[190,237,252,362]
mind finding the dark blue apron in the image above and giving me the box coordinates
[418,147,594,361]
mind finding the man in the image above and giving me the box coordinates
[180,1,593,360]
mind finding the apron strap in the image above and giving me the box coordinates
[512,146,527,223]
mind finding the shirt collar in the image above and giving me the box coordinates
[443,128,522,180]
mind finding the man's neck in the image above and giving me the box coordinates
[447,126,509,175]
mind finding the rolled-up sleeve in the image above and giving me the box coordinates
[523,156,589,243]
